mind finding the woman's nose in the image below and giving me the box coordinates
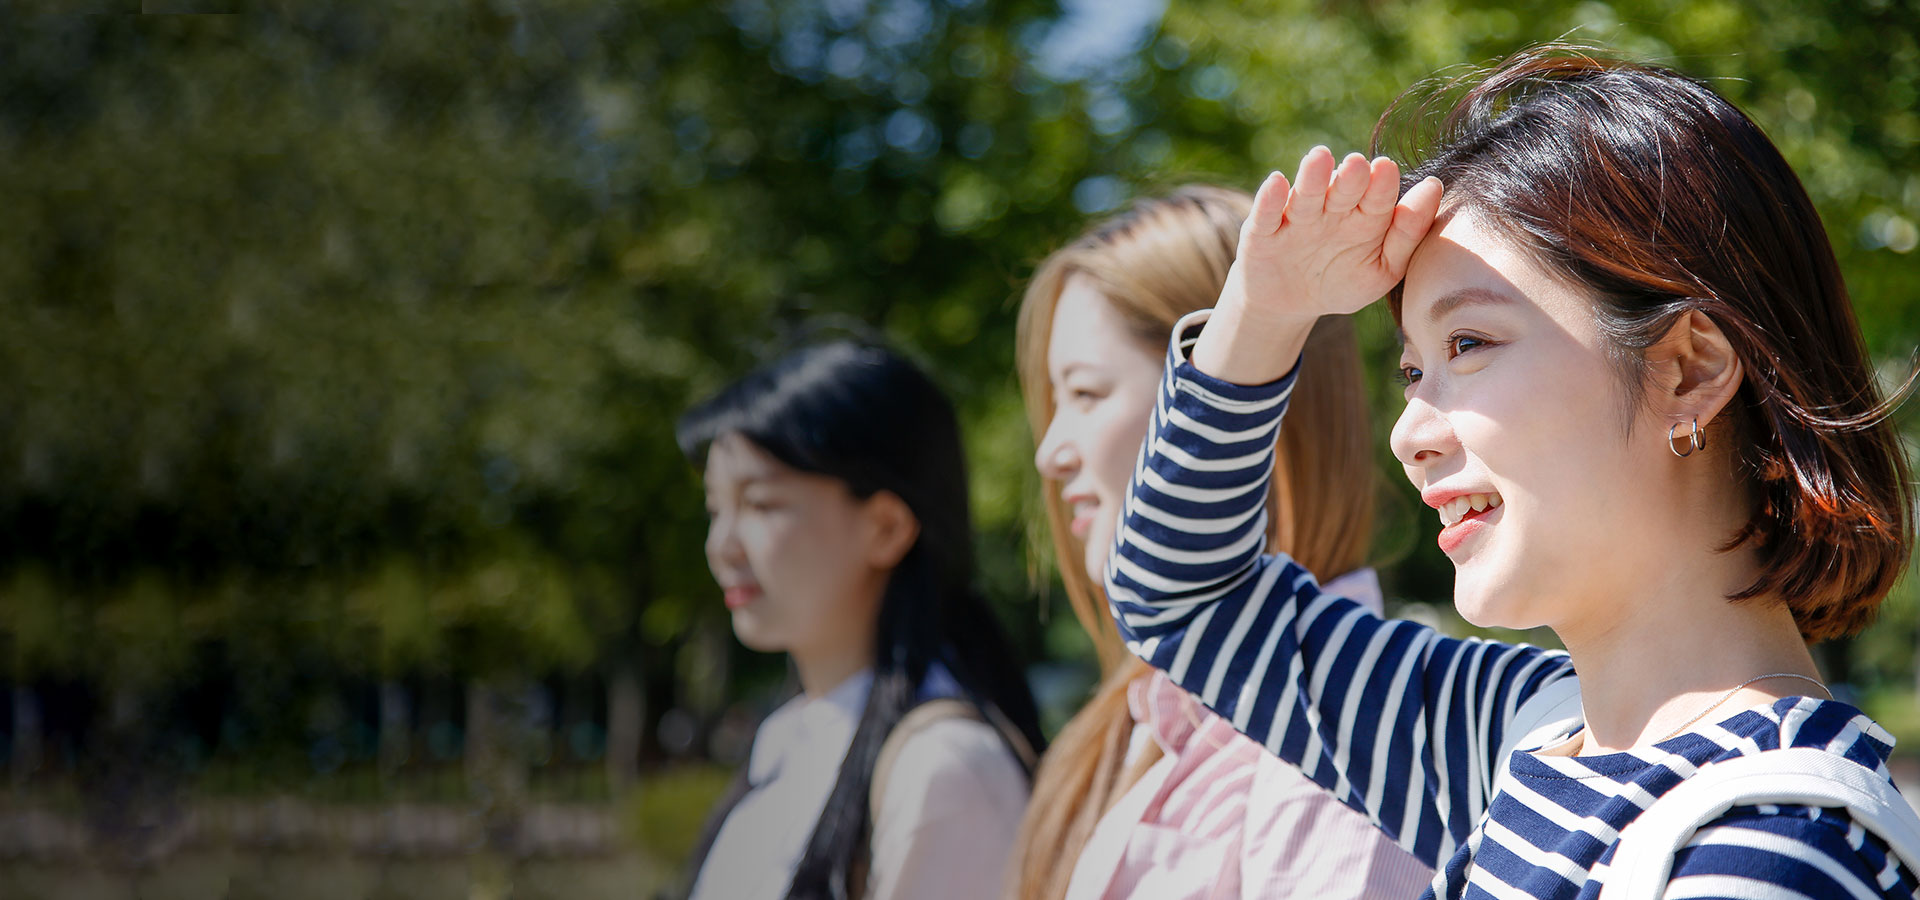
[705,512,743,568]
[1034,420,1078,480]
[1389,395,1457,469]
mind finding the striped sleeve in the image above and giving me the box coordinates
[1103,311,1576,868]
[1660,806,1920,899]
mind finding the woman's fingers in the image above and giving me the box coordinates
[1358,156,1401,217]
[1381,176,1446,274]
[1284,146,1335,225]
[1247,170,1291,236]
[1325,152,1372,214]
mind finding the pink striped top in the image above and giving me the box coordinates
[1063,570,1434,899]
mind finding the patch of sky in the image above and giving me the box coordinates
[726,0,776,44]
[827,35,867,79]
[777,22,828,81]
[885,108,940,156]
[871,0,935,49]
[1189,65,1235,101]
[823,0,869,31]
[1030,0,1167,84]
[1072,175,1125,214]
[1087,89,1132,136]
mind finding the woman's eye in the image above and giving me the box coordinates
[1396,365,1423,387]
[1063,387,1104,408]
[1446,334,1490,359]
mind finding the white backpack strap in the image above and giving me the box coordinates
[851,699,980,900]
[1598,747,1920,900]
[1491,675,1583,803]
[869,698,980,821]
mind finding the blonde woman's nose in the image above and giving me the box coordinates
[1034,424,1079,479]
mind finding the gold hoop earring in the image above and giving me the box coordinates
[1669,416,1704,458]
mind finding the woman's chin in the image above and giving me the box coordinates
[1450,571,1516,630]
[1452,596,1502,629]
[729,612,785,653]
[1451,581,1544,633]
[1082,532,1114,588]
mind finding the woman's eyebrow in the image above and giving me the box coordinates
[1058,361,1099,379]
[1427,287,1515,324]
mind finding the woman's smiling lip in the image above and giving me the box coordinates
[1420,484,1503,557]
[1064,492,1098,538]
[722,584,762,609]
[1437,502,1502,556]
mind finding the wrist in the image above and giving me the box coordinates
[1190,301,1313,387]
[1215,267,1319,329]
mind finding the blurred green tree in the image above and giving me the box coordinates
[0,0,1915,791]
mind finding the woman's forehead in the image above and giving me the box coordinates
[704,433,787,483]
[1402,214,1591,330]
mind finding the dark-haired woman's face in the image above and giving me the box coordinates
[701,433,889,662]
[1391,211,1688,635]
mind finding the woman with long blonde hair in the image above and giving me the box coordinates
[1006,186,1431,899]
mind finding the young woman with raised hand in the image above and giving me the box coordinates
[1006,186,1431,899]
[678,340,1044,900]
[1106,49,1919,899]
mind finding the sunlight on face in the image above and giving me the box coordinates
[1032,276,1166,585]
[1391,210,1677,636]
[701,433,883,657]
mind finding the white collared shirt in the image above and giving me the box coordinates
[689,665,1028,900]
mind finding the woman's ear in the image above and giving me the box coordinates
[1645,309,1744,432]
[861,491,920,570]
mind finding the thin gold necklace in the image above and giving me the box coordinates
[1658,672,1831,742]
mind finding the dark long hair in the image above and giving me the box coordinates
[676,340,1045,899]
[1376,45,1914,641]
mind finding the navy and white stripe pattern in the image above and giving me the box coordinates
[1104,313,1919,899]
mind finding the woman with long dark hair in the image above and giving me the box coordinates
[1106,47,1919,898]
[678,340,1044,900]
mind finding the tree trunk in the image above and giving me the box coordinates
[379,680,410,776]
[466,680,493,793]
[10,685,40,786]
[606,665,642,795]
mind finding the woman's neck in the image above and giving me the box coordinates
[1553,559,1821,755]
[792,647,876,700]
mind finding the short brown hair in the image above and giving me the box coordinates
[1378,46,1914,641]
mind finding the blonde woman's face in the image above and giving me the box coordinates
[1034,276,1166,585]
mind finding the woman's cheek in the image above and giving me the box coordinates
[1098,406,1136,491]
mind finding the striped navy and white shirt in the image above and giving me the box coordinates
[1104,315,1919,900]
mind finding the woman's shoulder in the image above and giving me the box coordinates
[1661,697,1918,898]
[1710,696,1896,764]
[1672,803,1917,899]
[880,711,1028,818]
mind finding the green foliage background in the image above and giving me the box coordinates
[1,0,1916,783]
